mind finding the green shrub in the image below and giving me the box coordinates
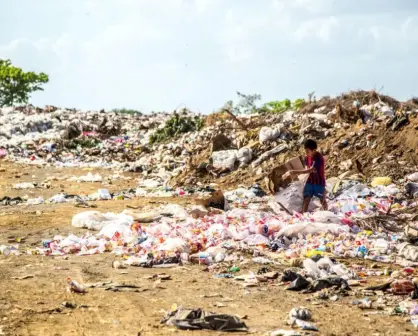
[149,113,204,145]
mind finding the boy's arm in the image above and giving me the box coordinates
[290,167,313,176]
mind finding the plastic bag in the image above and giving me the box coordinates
[243,234,270,246]
[146,222,172,235]
[212,150,237,170]
[13,182,35,189]
[99,223,134,242]
[405,182,418,198]
[274,177,316,213]
[48,194,67,203]
[371,176,392,187]
[338,183,371,199]
[311,211,341,224]
[122,209,160,223]
[158,237,190,253]
[398,242,418,262]
[72,211,133,231]
[277,223,349,238]
[289,307,312,321]
[406,172,418,182]
[27,196,44,205]
[303,259,321,279]
[259,127,280,143]
[330,263,354,280]
[236,147,253,165]
[73,172,102,182]
[373,185,400,197]
[89,189,112,200]
[98,189,112,200]
[160,204,189,219]
[258,219,285,236]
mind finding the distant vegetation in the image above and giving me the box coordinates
[112,108,143,115]
[225,91,306,115]
[149,112,205,145]
[0,59,49,107]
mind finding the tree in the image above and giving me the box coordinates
[234,92,261,114]
[0,59,49,107]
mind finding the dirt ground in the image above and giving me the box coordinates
[0,163,416,336]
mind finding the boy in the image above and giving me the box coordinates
[289,139,327,213]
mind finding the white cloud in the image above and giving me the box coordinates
[292,0,334,12]
[195,0,211,13]
[294,16,340,42]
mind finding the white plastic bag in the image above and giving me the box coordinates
[406,172,418,182]
[97,189,112,200]
[243,234,270,246]
[274,177,316,213]
[99,223,134,242]
[27,196,44,205]
[311,211,341,224]
[277,223,349,238]
[122,209,161,223]
[236,147,253,165]
[89,189,112,200]
[303,259,321,279]
[158,237,190,253]
[13,182,35,189]
[72,211,133,231]
[259,127,280,143]
[160,204,189,219]
[48,194,67,203]
[373,185,400,198]
[212,150,237,170]
[75,172,102,182]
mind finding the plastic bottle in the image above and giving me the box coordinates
[193,252,213,265]
[258,220,283,236]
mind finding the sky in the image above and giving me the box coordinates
[1,0,418,113]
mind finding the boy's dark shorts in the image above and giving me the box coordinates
[303,183,325,199]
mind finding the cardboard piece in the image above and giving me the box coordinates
[265,156,305,194]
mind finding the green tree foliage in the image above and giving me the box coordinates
[0,59,49,107]
[226,92,306,115]
[227,92,262,115]
[149,112,204,145]
[261,98,306,114]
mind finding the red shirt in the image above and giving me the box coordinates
[305,152,325,186]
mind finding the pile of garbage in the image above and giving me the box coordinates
[0,90,417,189]
[3,171,413,264]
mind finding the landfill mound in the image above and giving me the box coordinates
[2,91,418,335]
[0,90,417,189]
[172,90,418,188]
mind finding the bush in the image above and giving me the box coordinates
[149,113,204,145]
[260,98,306,114]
